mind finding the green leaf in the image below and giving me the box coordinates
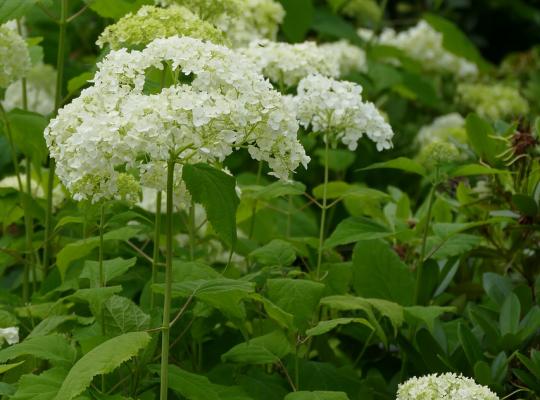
[0,361,23,374]
[249,239,296,267]
[458,322,484,368]
[315,149,356,172]
[250,181,306,200]
[465,114,504,165]
[163,279,255,320]
[285,391,349,400]
[352,240,414,306]
[0,0,37,23]
[166,365,251,400]
[249,293,295,330]
[362,157,426,176]
[10,368,68,400]
[0,335,76,366]
[56,226,140,279]
[279,0,314,42]
[67,72,94,95]
[404,306,455,332]
[512,194,538,217]
[221,331,292,364]
[7,109,48,168]
[424,13,489,70]
[85,0,152,19]
[499,293,521,336]
[483,273,512,306]
[312,8,362,44]
[325,217,393,248]
[266,278,325,331]
[55,332,151,400]
[183,163,239,247]
[69,286,122,318]
[102,296,150,335]
[27,315,78,339]
[80,257,136,287]
[306,318,372,337]
[449,164,507,177]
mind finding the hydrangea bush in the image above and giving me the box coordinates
[0,2,539,400]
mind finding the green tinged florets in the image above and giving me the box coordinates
[418,141,460,168]
[157,0,242,21]
[397,373,499,400]
[155,0,284,46]
[96,5,227,49]
[457,83,529,120]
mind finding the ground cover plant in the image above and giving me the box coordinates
[0,0,539,399]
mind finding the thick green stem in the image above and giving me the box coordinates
[188,201,195,260]
[414,182,437,304]
[316,139,330,280]
[160,157,175,400]
[98,203,106,287]
[0,103,30,301]
[248,161,263,240]
[151,191,162,309]
[43,0,68,273]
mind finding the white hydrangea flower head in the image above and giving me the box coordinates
[417,113,466,146]
[0,23,31,88]
[2,64,56,115]
[397,373,499,400]
[96,5,226,49]
[361,21,478,78]
[0,327,19,345]
[456,83,529,120]
[240,40,341,88]
[320,40,367,77]
[294,74,394,151]
[45,36,309,203]
[221,0,285,47]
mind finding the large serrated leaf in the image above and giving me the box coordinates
[183,163,239,247]
[55,332,151,400]
[102,295,150,335]
[0,335,76,366]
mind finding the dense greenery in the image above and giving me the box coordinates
[0,1,539,399]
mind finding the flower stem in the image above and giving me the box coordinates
[43,0,68,273]
[98,203,106,287]
[151,190,162,309]
[0,102,31,301]
[188,201,195,260]
[160,157,175,400]
[316,139,330,280]
[248,161,263,240]
[414,181,437,305]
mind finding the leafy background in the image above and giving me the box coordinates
[0,0,540,399]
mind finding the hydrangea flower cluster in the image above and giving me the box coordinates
[294,74,394,151]
[456,83,529,120]
[0,23,31,88]
[2,64,56,115]
[0,327,19,345]
[320,40,367,76]
[45,36,309,203]
[155,0,284,47]
[416,113,467,165]
[417,113,466,147]
[97,5,226,49]
[397,373,499,400]
[240,40,341,88]
[360,21,478,78]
